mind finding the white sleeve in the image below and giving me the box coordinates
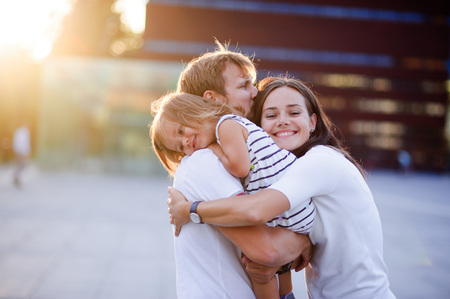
[174,149,244,202]
[269,146,340,208]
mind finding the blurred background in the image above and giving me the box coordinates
[0,0,449,298]
[0,0,449,174]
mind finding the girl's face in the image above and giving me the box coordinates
[162,120,216,156]
[260,86,317,152]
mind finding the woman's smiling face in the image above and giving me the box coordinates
[260,86,316,151]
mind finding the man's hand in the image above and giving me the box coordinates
[241,255,279,284]
[167,187,191,236]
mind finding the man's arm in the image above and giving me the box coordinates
[217,224,312,268]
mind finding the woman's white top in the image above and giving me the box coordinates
[270,145,395,299]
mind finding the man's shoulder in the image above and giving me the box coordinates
[187,149,218,161]
[174,149,243,200]
[179,149,220,171]
[176,149,227,184]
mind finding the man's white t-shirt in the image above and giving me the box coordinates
[173,149,256,299]
[270,146,395,299]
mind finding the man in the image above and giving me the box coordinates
[170,41,312,297]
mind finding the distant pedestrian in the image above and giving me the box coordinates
[397,150,412,174]
[12,123,30,187]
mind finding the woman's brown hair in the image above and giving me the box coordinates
[250,76,365,177]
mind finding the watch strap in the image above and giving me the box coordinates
[190,201,201,214]
[190,201,202,223]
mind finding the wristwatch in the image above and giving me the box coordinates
[189,201,203,224]
[276,260,293,275]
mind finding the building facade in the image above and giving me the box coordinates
[140,0,449,172]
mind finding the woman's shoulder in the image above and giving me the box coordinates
[307,145,359,175]
[308,145,341,155]
[305,145,346,163]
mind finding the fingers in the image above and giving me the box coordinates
[168,211,181,236]
[245,264,275,284]
[294,256,307,272]
[175,224,181,237]
[241,255,251,265]
[167,186,189,237]
[242,259,278,284]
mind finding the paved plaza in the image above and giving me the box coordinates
[0,164,449,298]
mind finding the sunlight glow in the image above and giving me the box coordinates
[0,0,148,61]
[0,0,73,60]
[113,0,148,34]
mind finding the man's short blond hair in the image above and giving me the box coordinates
[177,40,257,97]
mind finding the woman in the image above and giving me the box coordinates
[168,77,395,299]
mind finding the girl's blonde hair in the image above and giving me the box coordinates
[150,92,242,176]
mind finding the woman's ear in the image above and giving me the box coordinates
[310,113,317,130]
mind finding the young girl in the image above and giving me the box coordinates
[150,92,316,299]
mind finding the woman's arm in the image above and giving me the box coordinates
[167,187,312,267]
[168,187,290,236]
[209,119,251,178]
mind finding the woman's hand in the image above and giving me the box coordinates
[294,234,313,272]
[167,187,191,236]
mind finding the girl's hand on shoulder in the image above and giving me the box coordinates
[167,187,190,236]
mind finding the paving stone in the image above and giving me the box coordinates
[0,165,449,298]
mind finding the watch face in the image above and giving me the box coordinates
[190,213,201,224]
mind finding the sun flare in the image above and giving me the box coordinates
[0,0,147,61]
[0,0,73,60]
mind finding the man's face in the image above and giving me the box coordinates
[215,62,258,117]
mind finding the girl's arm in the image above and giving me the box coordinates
[277,272,293,297]
[251,275,279,299]
[208,119,251,178]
